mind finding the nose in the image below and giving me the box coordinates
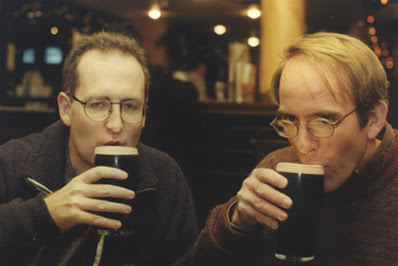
[291,124,317,155]
[105,104,124,133]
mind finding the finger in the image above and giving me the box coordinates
[78,166,128,183]
[249,181,292,209]
[236,200,281,230]
[81,198,132,214]
[86,184,135,200]
[249,169,292,208]
[75,210,123,229]
[252,168,288,189]
[238,189,289,223]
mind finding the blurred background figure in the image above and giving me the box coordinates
[173,56,208,99]
[110,23,199,176]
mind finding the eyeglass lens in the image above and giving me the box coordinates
[85,98,144,123]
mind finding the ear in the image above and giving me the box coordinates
[141,116,146,129]
[366,101,388,139]
[57,92,72,127]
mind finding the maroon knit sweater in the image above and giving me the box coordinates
[191,128,398,266]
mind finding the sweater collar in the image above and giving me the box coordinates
[333,123,397,197]
[355,122,395,176]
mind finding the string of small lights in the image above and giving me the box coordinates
[365,0,395,71]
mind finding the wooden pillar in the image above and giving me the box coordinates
[259,0,306,102]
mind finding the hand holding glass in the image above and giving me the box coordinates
[94,146,139,236]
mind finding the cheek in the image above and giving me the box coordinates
[322,131,367,177]
[124,123,145,146]
[71,116,101,150]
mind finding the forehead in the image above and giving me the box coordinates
[76,50,145,98]
[279,58,353,112]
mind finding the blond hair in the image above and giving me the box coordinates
[271,32,389,127]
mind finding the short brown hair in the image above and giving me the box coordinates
[271,32,389,128]
[62,31,150,100]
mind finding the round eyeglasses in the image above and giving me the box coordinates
[270,109,357,138]
[71,95,146,124]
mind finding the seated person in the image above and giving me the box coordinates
[0,31,198,265]
[191,32,398,265]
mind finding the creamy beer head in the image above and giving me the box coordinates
[94,146,138,156]
[276,162,324,176]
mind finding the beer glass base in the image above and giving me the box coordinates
[275,253,314,262]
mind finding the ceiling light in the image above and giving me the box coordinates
[248,36,260,47]
[247,4,261,19]
[214,24,226,35]
[148,3,162,20]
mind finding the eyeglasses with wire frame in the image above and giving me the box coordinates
[270,109,357,138]
[71,95,146,124]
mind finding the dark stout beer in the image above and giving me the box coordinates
[275,162,324,262]
[94,146,138,234]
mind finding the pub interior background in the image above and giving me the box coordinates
[1,0,397,228]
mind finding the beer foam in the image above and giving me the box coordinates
[276,162,324,175]
[95,146,138,155]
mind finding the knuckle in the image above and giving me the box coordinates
[92,167,103,177]
[252,198,264,211]
[98,202,107,211]
[92,215,102,225]
[242,178,251,187]
[255,185,266,196]
[69,196,81,209]
[100,187,111,196]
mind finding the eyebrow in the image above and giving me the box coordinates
[89,96,142,101]
[277,110,341,119]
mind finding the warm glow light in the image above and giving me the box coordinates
[371,36,378,43]
[27,12,35,19]
[247,5,261,19]
[368,27,376,35]
[380,0,389,5]
[214,24,226,35]
[375,47,382,57]
[248,36,260,47]
[386,57,394,69]
[148,3,161,20]
[51,26,59,35]
[367,16,374,24]
[381,42,387,49]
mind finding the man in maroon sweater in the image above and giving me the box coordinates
[192,32,398,265]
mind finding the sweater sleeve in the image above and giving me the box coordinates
[0,194,61,260]
[191,197,275,266]
[0,141,61,261]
